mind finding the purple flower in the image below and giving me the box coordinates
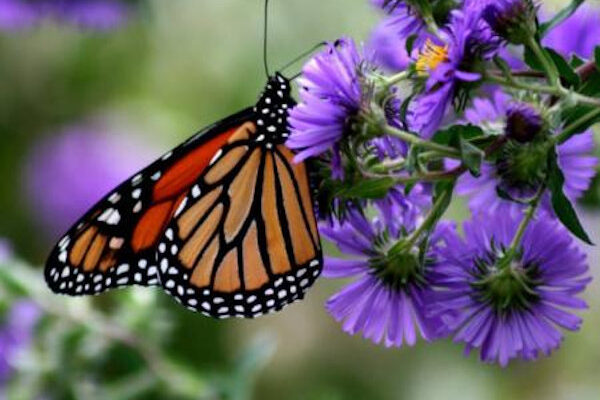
[320,189,448,347]
[23,123,158,239]
[371,0,427,40]
[367,17,413,72]
[0,0,40,30]
[0,0,131,31]
[409,9,498,138]
[456,94,597,217]
[432,213,590,366]
[287,38,363,165]
[0,301,41,382]
[543,4,600,59]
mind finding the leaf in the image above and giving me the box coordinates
[493,55,512,79]
[459,138,484,177]
[405,34,418,55]
[596,46,600,71]
[338,177,396,199]
[547,148,593,244]
[546,48,580,87]
[523,46,543,71]
[432,181,454,221]
[525,46,580,87]
[570,54,586,69]
[432,124,484,146]
[539,0,585,37]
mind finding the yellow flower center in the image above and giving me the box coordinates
[416,39,449,76]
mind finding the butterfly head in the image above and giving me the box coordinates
[254,73,295,144]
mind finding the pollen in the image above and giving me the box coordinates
[415,39,449,76]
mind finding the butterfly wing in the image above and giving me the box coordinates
[157,124,322,318]
[45,108,254,296]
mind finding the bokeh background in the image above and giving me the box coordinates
[1,1,600,399]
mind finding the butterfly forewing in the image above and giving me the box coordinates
[45,109,254,296]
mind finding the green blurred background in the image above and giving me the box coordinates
[1,1,600,399]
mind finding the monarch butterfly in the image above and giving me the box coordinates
[44,72,323,318]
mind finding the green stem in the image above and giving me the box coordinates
[555,107,600,144]
[526,37,560,87]
[383,125,461,157]
[487,74,600,108]
[403,189,451,250]
[486,74,558,95]
[384,70,410,88]
[505,188,544,261]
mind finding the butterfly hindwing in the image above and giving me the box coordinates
[45,108,254,296]
[157,135,322,318]
[157,75,323,317]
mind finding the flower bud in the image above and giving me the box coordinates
[483,0,538,45]
[505,102,546,143]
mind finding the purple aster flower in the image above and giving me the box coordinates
[367,17,412,72]
[409,9,498,138]
[432,213,590,366]
[23,122,158,239]
[370,0,426,38]
[456,94,597,217]
[287,37,364,176]
[53,0,131,30]
[0,0,40,30]
[0,0,131,31]
[543,4,600,60]
[0,300,41,382]
[320,189,449,347]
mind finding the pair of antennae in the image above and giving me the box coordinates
[262,0,324,78]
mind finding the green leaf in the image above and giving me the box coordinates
[525,46,580,87]
[524,46,543,71]
[561,56,600,130]
[432,124,484,147]
[493,55,512,79]
[338,177,396,199]
[546,48,580,87]
[547,148,593,244]
[539,0,585,37]
[432,180,454,221]
[459,138,484,177]
[570,54,586,69]
[406,34,418,55]
[595,46,600,71]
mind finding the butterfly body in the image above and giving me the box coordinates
[45,73,323,318]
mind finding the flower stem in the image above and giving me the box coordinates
[402,188,451,250]
[383,125,461,157]
[384,70,410,87]
[487,74,600,108]
[526,37,560,88]
[505,188,544,260]
[555,107,600,144]
[486,74,558,95]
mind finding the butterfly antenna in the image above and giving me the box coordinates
[263,0,271,77]
[279,41,326,74]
